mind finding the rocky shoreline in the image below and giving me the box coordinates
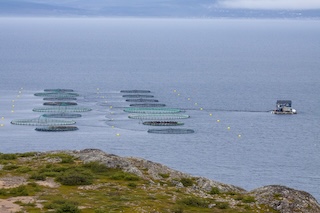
[0,148,319,213]
[69,149,320,212]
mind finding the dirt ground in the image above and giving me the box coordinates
[0,176,59,212]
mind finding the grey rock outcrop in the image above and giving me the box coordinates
[56,149,319,213]
[250,185,320,213]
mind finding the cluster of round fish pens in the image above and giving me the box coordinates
[121,90,194,134]
[11,89,89,132]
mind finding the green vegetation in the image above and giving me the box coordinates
[0,151,276,213]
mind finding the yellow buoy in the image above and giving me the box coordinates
[200,108,203,110]
[109,106,113,109]
[217,119,220,122]
[11,110,14,113]
[0,124,4,127]
[111,126,114,128]
[177,93,180,96]
[12,105,15,108]
[227,127,231,130]
[12,100,15,102]
[187,98,191,101]
[238,134,242,138]
[116,133,120,136]
[209,113,212,116]
[173,90,176,92]
[195,103,198,106]
[1,117,4,120]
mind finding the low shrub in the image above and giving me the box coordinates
[82,161,108,173]
[0,153,17,160]
[180,178,194,187]
[209,187,220,195]
[110,172,140,181]
[179,196,208,208]
[57,172,93,185]
[2,164,19,170]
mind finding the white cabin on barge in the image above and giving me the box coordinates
[272,100,297,114]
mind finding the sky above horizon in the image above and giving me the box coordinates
[217,0,320,10]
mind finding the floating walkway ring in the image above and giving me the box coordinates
[34,92,79,97]
[33,106,92,112]
[128,114,190,120]
[120,90,151,93]
[11,118,76,126]
[147,128,194,134]
[42,113,82,118]
[130,103,166,107]
[43,97,77,101]
[143,121,184,126]
[124,107,182,114]
[44,89,74,92]
[35,126,78,132]
[43,102,77,106]
[126,99,159,102]
[122,94,154,98]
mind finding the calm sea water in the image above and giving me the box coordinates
[0,18,320,201]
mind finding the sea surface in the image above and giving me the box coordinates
[0,18,319,201]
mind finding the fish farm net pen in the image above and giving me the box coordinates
[34,92,79,97]
[35,126,78,132]
[42,113,82,118]
[11,118,76,126]
[143,121,184,126]
[33,106,92,113]
[124,107,182,114]
[44,89,74,92]
[147,128,195,134]
[128,114,190,120]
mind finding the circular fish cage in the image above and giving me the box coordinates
[11,118,76,126]
[143,121,184,126]
[120,90,151,93]
[128,114,190,120]
[122,94,154,98]
[126,99,158,102]
[35,126,78,132]
[124,107,182,114]
[43,97,77,101]
[42,113,82,118]
[44,89,74,92]
[147,128,194,134]
[34,92,79,97]
[43,102,77,106]
[130,103,166,107]
[33,106,92,113]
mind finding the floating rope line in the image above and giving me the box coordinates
[120,90,151,93]
[124,107,182,114]
[34,92,79,97]
[44,89,74,92]
[130,103,166,107]
[33,106,92,112]
[43,102,77,106]
[122,94,154,98]
[147,128,194,134]
[35,126,78,132]
[143,121,184,126]
[126,99,159,102]
[43,97,77,101]
[42,113,82,118]
[11,118,76,126]
[128,114,190,120]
